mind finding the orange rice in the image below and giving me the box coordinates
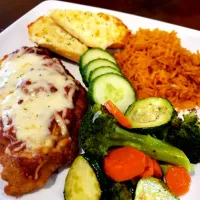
[115,28,200,110]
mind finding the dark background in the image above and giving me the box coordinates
[1,0,200,32]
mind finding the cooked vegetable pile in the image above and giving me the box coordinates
[63,101,200,200]
[63,47,200,200]
[79,104,192,172]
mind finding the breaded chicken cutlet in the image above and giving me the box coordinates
[0,47,88,196]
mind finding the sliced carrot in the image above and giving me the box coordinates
[104,100,132,128]
[152,159,162,178]
[165,166,191,196]
[140,156,154,178]
[104,146,146,182]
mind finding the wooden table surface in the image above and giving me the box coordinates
[1,0,200,32]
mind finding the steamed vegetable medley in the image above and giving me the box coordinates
[64,48,200,200]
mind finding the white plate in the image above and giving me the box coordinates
[0,1,200,199]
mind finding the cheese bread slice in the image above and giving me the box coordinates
[49,9,130,49]
[28,16,88,63]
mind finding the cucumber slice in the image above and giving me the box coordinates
[89,66,122,83]
[64,156,101,200]
[135,177,179,200]
[88,73,136,113]
[79,48,117,72]
[83,59,119,84]
[125,97,174,129]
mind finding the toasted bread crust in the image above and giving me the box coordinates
[0,47,88,197]
[28,16,88,63]
[50,10,131,49]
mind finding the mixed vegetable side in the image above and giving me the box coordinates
[64,48,200,200]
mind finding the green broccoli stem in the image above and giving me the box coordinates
[112,126,193,172]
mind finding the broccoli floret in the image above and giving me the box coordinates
[166,112,200,164]
[101,182,133,200]
[79,104,193,172]
[109,183,132,200]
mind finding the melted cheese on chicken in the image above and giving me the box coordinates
[0,50,76,152]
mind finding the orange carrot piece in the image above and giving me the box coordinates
[104,146,146,182]
[165,166,191,196]
[104,100,132,128]
[140,156,154,178]
[152,159,162,178]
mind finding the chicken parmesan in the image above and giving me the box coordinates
[0,47,88,196]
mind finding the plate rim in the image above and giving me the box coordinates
[1,0,200,39]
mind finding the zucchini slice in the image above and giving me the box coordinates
[83,59,119,84]
[89,66,122,83]
[125,97,174,129]
[88,73,136,113]
[79,48,117,72]
[83,155,108,191]
[135,177,179,200]
[64,156,101,200]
